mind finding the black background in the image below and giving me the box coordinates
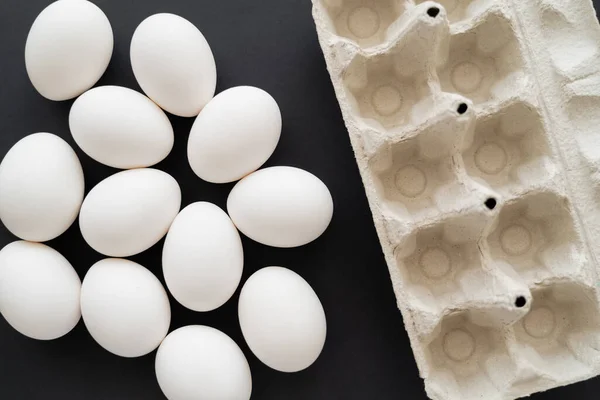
[0,0,598,399]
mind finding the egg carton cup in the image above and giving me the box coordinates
[311,0,600,399]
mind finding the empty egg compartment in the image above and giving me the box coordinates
[316,0,452,49]
[486,190,587,284]
[422,311,519,400]
[510,281,600,387]
[462,99,557,195]
[437,9,526,106]
[368,143,456,221]
[414,0,495,25]
[343,55,427,130]
[317,0,409,48]
[340,4,448,131]
[367,98,476,221]
[392,204,531,320]
[394,220,485,312]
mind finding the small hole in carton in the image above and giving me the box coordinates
[415,0,480,24]
[514,283,600,378]
[457,103,468,114]
[515,296,527,308]
[427,7,440,18]
[484,198,497,210]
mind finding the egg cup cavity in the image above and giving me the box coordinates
[340,5,448,131]
[368,138,458,220]
[512,283,600,384]
[312,0,600,396]
[462,100,554,195]
[486,190,584,284]
[367,95,480,221]
[394,221,484,311]
[318,0,409,48]
[423,311,517,400]
[437,10,525,107]
[342,53,429,131]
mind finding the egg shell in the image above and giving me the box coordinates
[0,133,84,242]
[79,168,181,257]
[162,202,243,312]
[130,13,216,117]
[187,86,282,183]
[227,166,334,248]
[156,325,252,400]
[0,241,81,340]
[238,266,326,372]
[25,0,113,101]
[80,258,171,358]
[69,86,174,169]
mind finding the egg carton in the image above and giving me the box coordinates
[311,0,600,399]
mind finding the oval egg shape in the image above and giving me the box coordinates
[0,133,84,242]
[79,168,181,257]
[163,202,243,312]
[81,258,171,357]
[69,86,174,169]
[227,166,333,248]
[130,13,216,117]
[25,0,113,101]
[156,326,252,400]
[238,266,327,372]
[187,86,282,183]
[0,241,81,340]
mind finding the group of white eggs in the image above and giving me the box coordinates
[0,1,333,399]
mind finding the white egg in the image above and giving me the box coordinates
[25,0,113,101]
[238,266,326,372]
[187,86,282,183]
[156,325,252,400]
[162,202,243,312]
[0,133,84,242]
[80,258,171,358]
[130,13,216,117]
[69,86,174,169]
[79,168,181,257]
[227,166,333,248]
[0,241,81,340]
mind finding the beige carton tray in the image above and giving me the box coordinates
[311,0,600,398]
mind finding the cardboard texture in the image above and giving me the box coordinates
[311,0,600,398]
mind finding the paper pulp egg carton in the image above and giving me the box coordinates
[311,0,600,398]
